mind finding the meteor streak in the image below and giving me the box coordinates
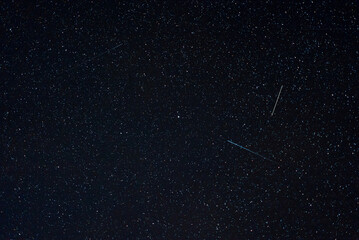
[271,85,283,116]
[65,42,124,73]
[227,140,277,164]
[86,43,123,63]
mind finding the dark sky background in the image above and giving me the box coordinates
[1,0,358,239]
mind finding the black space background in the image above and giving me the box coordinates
[1,0,358,239]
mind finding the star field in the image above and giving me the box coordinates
[1,1,358,239]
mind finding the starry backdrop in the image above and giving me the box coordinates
[1,0,358,239]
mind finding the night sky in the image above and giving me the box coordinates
[1,1,358,239]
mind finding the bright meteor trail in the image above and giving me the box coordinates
[227,140,277,164]
[271,85,283,116]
